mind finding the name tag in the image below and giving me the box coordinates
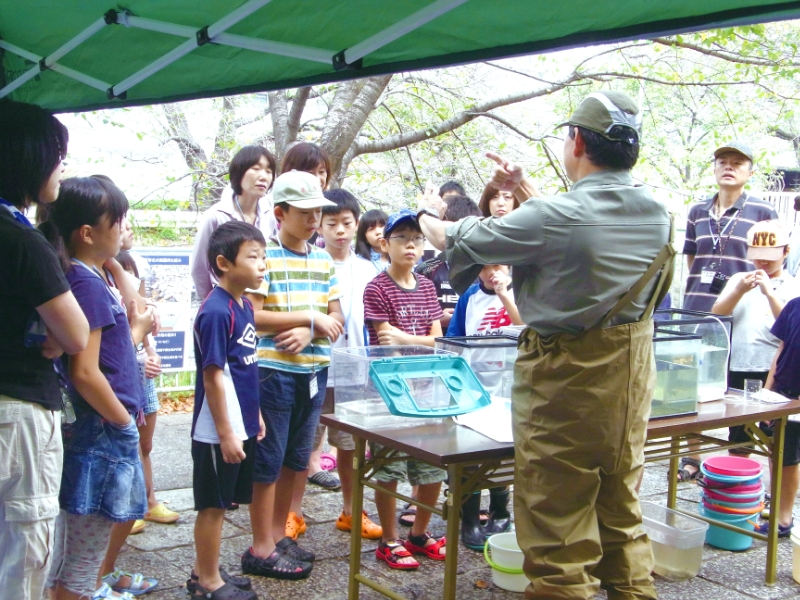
[700,269,715,284]
[309,374,318,398]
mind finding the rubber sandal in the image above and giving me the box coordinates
[130,519,146,534]
[143,503,179,524]
[398,502,417,527]
[404,532,446,561]
[190,581,257,600]
[336,510,383,540]
[676,457,701,482]
[755,520,793,538]
[308,470,341,490]
[276,536,315,562]
[186,568,251,594]
[285,512,306,540]
[102,569,158,596]
[241,547,312,580]
[376,541,420,570]
[319,451,337,471]
[91,583,135,599]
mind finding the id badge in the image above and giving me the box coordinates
[700,269,715,284]
[309,374,318,398]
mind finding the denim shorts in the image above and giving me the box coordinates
[59,409,146,522]
[142,377,160,416]
[254,367,327,484]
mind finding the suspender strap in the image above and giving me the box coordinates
[599,213,677,328]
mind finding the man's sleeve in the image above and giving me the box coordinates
[770,299,795,341]
[196,308,230,371]
[683,207,697,255]
[363,282,390,322]
[446,292,469,337]
[445,201,545,295]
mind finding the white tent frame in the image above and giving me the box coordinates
[0,0,468,102]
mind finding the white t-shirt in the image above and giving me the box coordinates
[729,271,800,371]
[328,250,377,387]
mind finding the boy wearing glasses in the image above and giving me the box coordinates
[362,208,447,570]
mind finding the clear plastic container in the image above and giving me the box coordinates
[651,329,701,418]
[654,309,732,402]
[641,502,708,579]
[435,336,518,398]
[331,345,456,428]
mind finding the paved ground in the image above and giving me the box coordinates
[112,413,800,599]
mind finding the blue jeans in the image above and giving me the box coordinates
[254,368,327,484]
[59,409,146,522]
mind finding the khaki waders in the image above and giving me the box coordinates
[512,222,675,599]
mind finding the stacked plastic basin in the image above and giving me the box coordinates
[698,455,764,551]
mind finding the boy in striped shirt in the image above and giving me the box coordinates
[242,171,344,580]
[363,209,448,570]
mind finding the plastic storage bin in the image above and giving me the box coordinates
[332,345,480,428]
[654,309,732,402]
[651,329,701,419]
[435,335,518,398]
[641,502,708,579]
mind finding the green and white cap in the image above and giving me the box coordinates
[560,91,642,145]
[272,170,335,209]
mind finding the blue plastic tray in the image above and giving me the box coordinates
[368,354,491,417]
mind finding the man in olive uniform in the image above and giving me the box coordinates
[418,91,673,599]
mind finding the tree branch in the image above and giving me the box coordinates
[287,87,311,142]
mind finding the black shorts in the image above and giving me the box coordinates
[192,436,257,511]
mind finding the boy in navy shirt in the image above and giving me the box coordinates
[757,296,800,538]
[189,222,266,599]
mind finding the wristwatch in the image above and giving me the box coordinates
[416,207,439,221]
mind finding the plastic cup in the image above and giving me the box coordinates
[744,379,763,403]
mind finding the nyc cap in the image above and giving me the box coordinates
[272,170,334,209]
[714,141,754,163]
[747,220,788,261]
[384,208,418,237]
[560,91,642,145]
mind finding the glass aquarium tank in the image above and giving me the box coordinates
[331,345,477,428]
[654,309,732,402]
[434,335,518,398]
[651,329,701,418]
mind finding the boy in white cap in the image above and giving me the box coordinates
[242,170,345,580]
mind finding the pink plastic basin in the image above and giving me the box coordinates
[703,456,762,477]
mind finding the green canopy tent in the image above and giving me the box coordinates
[2,0,800,112]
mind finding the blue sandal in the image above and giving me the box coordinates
[755,520,793,538]
[101,569,158,596]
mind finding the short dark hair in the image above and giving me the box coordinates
[322,189,360,220]
[439,181,466,198]
[568,125,639,170]
[41,176,129,272]
[116,250,139,278]
[207,221,266,278]
[355,208,388,260]
[229,146,276,196]
[443,195,481,221]
[0,100,68,208]
[478,184,520,218]
[280,142,331,188]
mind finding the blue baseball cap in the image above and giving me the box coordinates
[384,208,418,237]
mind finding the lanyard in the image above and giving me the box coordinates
[234,195,259,226]
[709,196,746,257]
[0,197,33,227]
[275,237,315,372]
[71,259,124,308]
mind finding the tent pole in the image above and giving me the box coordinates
[342,0,469,65]
[42,17,108,68]
[110,0,273,98]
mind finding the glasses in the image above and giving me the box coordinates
[389,235,425,246]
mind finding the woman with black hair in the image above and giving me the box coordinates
[191,145,277,300]
[0,100,90,600]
